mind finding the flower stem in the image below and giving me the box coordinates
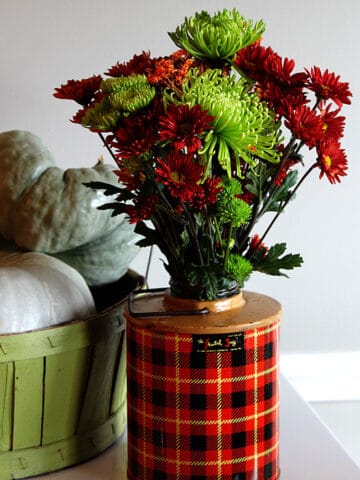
[224,222,234,266]
[98,133,117,163]
[259,163,318,245]
[152,211,183,275]
[258,136,297,217]
[214,217,225,256]
[237,201,259,253]
[180,201,204,266]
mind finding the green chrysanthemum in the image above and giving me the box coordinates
[217,178,251,226]
[101,75,145,92]
[169,9,265,62]
[225,254,253,286]
[101,75,155,111]
[181,69,281,177]
[81,74,155,131]
[81,101,123,131]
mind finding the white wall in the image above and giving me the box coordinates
[1,0,359,354]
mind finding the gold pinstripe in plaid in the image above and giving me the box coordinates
[127,317,280,479]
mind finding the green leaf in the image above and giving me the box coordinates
[245,163,272,200]
[86,181,135,203]
[263,170,298,213]
[134,222,161,247]
[83,181,122,196]
[97,202,127,217]
[252,242,303,277]
[186,264,222,300]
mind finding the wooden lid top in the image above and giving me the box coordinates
[125,289,281,334]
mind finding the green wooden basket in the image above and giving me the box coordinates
[0,270,143,480]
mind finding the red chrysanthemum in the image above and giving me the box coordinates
[262,83,308,117]
[111,121,155,158]
[113,168,144,191]
[262,62,308,115]
[71,107,88,124]
[317,139,348,184]
[53,75,102,106]
[284,105,324,147]
[264,52,307,87]
[248,234,268,259]
[155,152,204,202]
[236,44,309,116]
[306,66,352,107]
[105,51,154,77]
[237,191,257,205]
[124,194,158,223]
[111,99,163,158]
[190,176,223,210]
[158,104,214,153]
[273,157,300,187]
[319,105,345,142]
[235,44,272,82]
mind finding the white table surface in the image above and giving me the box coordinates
[31,375,360,480]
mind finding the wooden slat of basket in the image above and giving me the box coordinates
[12,358,43,450]
[0,311,124,364]
[77,332,122,433]
[0,409,126,479]
[110,331,126,415]
[0,362,14,452]
[42,347,91,445]
[0,323,92,362]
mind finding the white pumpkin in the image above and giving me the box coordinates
[0,250,96,334]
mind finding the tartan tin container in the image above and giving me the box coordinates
[0,270,143,480]
[126,288,281,480]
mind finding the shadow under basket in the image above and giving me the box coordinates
[0,270,143,480]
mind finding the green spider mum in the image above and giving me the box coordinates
[181,69,281,177]
[168,9,266,62]
[102,75,155,110]
[100,75,147,93]
[81,101,123,131]
[224,254,253,287]
[217,178,252,227]
[81,74,155,131]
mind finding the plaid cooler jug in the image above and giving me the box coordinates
[126,289,281,480]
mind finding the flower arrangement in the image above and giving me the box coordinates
[54,9,351,300]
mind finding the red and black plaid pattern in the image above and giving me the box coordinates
[127,316,280,480]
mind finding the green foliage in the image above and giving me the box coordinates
[224,254,253,286]
[263,171,299,213]
[246,163,272,200]
[251,242,303,277]
[186,264,237,300]
[245,164,299,215]
[134,222,161,247]
[83,181,123,196]
[217,178,252,226]
[186,264,222,300]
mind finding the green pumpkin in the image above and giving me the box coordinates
[53,222,140,286]
[0,130,139,286]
